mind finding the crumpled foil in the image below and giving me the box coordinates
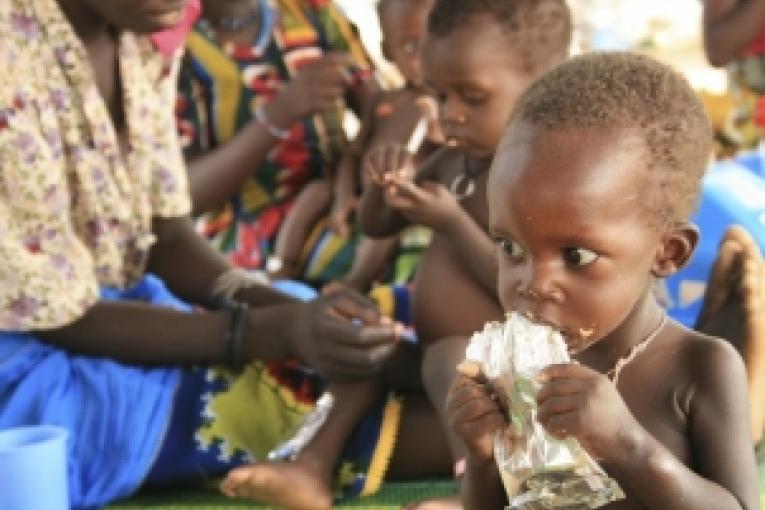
[464,313,625,509]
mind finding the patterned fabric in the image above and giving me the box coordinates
[723,26,765,150]
[147,362,403,501]
[178,0,370,274]
[147,281,404,500]
[0,0,191,330]
[725,55,765,149]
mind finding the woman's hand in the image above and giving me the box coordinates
[284,288,403,382]
[536,363,646,462]
[267,53,356,127]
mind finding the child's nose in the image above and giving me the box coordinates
[516,263,564,305]
[439,98,467,125]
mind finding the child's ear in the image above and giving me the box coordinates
[651,222,700,278]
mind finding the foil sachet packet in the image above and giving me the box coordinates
[462,312,625,509]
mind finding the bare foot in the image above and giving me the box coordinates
[220,457,333,510]
[695,226,765,442]
[402,496,463,510]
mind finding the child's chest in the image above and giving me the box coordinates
[617,363,693,465]
[433,154,491,229]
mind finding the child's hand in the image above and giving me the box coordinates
[269,53,356,124]
[329,195,357,238]
[446,373,508,464]
[363,144,416,189]
[536,363,644,462]
[384,178,462,231]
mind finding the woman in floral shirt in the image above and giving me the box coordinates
[0,1,449,508]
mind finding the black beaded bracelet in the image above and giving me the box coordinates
[224,301,249,371]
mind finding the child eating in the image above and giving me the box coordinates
[448,51,759,510]
[358,1,572,503]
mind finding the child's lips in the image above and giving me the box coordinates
[561,327,596,354]
[529,313,594,353]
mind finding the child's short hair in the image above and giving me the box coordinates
[507,52,713,226]
[426,0,572,75]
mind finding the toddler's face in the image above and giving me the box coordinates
[83,0,188,33]
[488,123,663,352]
[379,1,431,87]
[421,15,533,159]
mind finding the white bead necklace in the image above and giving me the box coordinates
[606,313,668,385]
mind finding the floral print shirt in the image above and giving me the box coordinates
[0,0,191,330]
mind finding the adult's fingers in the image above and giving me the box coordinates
[318,340,396,374]
[324,292,381,325]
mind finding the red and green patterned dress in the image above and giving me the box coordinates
[177,0,369,280]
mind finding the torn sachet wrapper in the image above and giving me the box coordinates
[462,312,625,509]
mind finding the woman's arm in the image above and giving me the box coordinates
[187,54,357,214]
[36,216,292,364]
[703,0,765,66]
[186,106,286,215]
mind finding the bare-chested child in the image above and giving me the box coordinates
[269,0,439,292]
[359,0,572,507]
[696,225,765,442]
[448,52,759,510]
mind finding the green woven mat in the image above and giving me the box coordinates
[107,480,458,510]
[104,457,765,509]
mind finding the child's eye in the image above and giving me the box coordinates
[459,89,488,105]
[498,239,525,260]
[562,247,598,267]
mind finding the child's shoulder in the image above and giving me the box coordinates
[670,322,746,394]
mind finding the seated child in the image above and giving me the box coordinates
[695,224,765,442]
[358,0,572,500]
[448,52,760,509]
[269,0,440,293]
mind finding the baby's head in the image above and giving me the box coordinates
[377,0,435,87]
[422,0,571,158]
[488,52,712,350]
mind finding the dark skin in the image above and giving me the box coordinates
[448,123,759,510]
[127,3,448,507]
[359,15,533,340]
[358,15,538,510]
[42,0,404,382]
[185,0,379,215]
[702,0,765,67]
[271,0,438,293]
[695,225,765,442]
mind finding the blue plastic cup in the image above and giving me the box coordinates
[0,425,69,510]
